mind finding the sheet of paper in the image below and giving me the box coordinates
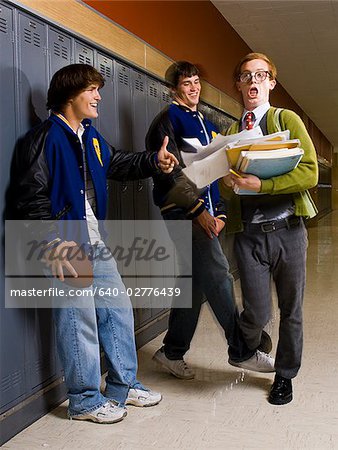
[181,127,263,167]
[182,147,230,188]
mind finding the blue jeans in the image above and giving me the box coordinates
[51,244,146,416]
[162,209,253,362]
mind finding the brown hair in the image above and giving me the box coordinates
[234,52,277,81]
[165,61,199,88]
[46,63,105,112]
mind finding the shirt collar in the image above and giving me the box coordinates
[242,102,270,127]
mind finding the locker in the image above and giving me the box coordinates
[0,2,17,197]
[96,53,121,226]
[17,11,49,135]
[48,28,72,78]
[0,0,27,393]
[114,61,134,220]
[131,69,149,221]
[160,83,171,109]
[96,53,116,145]
[146,79,163,221]
[131,71,152,324]
[17,11,60,392]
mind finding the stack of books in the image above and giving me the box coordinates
[229,132,304,195]
[181,128,304,191]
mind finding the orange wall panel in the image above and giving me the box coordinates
[83,0,301,114]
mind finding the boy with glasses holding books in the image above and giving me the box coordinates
[221,52,318,405]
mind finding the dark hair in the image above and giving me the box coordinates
[234,52,277,81]
[46,63,105,112]
[165,61,199,88]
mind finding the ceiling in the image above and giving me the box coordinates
[212,0,338,149]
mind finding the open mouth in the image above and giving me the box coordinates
[248,87,258,98]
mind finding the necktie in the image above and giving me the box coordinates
[245,111,255,130]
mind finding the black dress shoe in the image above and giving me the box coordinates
[257,330,273,354]
[268,374,293,405]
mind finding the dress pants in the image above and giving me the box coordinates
[234,219,308,378]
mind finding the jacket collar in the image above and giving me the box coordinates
[172,101,204,119]
[49,113,92,135]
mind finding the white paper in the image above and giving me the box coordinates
[181,127,263,167]
[183,147,230,188]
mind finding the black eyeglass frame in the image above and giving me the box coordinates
[237,70,272,83]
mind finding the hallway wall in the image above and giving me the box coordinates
[85,0,333,164]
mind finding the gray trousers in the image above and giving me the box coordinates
[234,219,308,378]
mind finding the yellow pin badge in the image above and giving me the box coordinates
[92,138,103,166]
[211,131,218,139]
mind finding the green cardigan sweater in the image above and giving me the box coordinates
[219,107,319,233]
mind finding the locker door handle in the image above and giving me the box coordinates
[121,182,128,193]
[137,181,144,192]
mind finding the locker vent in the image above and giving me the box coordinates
[23,28,41,48]
[78,53,92,65]
[100,63,112,79]
[53,42,68,60]
[23,28,32,44]
[0,17,7,34]
[135,79,144,92]
[61,46,68,60]
[162,91,171,103]
[33,32,41,48]
[118,71,129,86]
[149,85,158,98]
[1,370,23,392]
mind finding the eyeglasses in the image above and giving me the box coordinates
[238,70,272,84]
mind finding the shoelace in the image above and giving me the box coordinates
[177,360,190,371]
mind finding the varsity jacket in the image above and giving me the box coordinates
[7,113,160,244]
[220,107,319,233]
[145,102,226,221]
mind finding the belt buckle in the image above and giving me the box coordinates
[261,222,276,233]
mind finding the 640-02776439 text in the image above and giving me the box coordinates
[9,286,182,298]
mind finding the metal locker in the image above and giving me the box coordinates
[17,11,59,392]
[130,70,152,325]
[96,53,121,229]
[48,28,72,78]
[17,11,49,135]
[131,69,149,221]
[160,83,171,109]
[96,53,116,145]
[0,2,17,197]
[114,61,134,220]
[0,2,28,412]
[146,80,164,221]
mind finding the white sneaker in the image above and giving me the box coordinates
[228,350,275,373]
[69,401,127,424]
[126,388,162,407]
[153,348,195,379]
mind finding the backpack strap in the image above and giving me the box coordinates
[273,107,284,132]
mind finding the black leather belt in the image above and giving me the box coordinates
[243,216,302,233]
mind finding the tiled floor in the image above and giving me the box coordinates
[4,212,338,449]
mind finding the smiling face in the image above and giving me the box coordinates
[69,84,101,121]
[172,75,201,111]
[236,59,276,111]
